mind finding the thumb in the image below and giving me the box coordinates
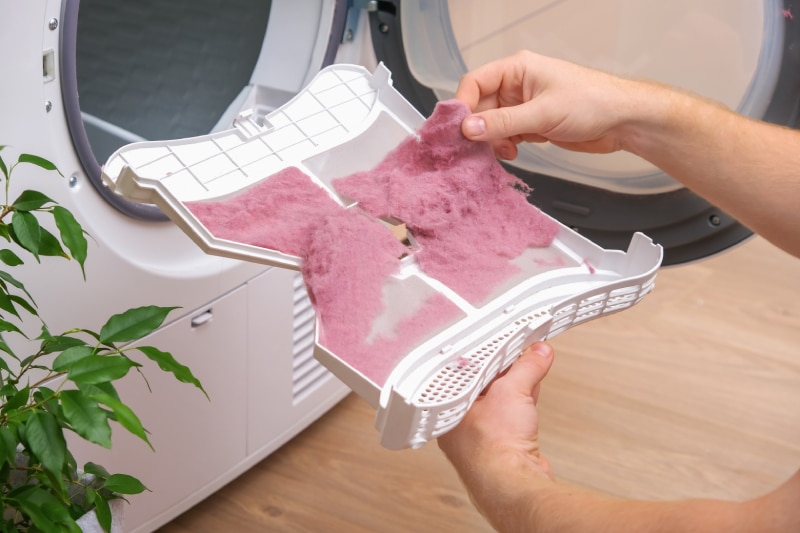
[461,104,543,142]
[498,342,555,398]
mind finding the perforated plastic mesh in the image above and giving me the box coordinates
[410,309,551,442]
[408,273,657,444]
[549,276,656,337]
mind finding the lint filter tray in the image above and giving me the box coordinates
[102,63,663,450]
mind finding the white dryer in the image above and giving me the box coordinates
[1,1,797,532]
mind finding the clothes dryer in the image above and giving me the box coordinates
[2,1,797,531]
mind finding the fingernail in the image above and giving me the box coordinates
[531,342,552,358]
[463,116,486,138]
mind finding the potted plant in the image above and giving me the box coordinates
[0,146,206,532]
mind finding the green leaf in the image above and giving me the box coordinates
[5,224,20,248]
[0,249,22,266]
[0,152,7,181]
[10,485,62,532]
[0,426,18,465]
[0,269,36,307]
[33,385,56,399]
[137,346,207,399]
[0,384,18,398]
[36,323,53,342]
[17,153,63,176]
[11,190,55,212]
[52,345,94,372]
[40,334,87,355]
[65,447,78,478]
[42,502,83,533]
[2,385,30,414]
[0,318,25,336]
[53,206,88,278]
[11,211,41,259]
[99,306,179,344]
[17,354,33,369]
[34,386,62,418]
[74,327,101,343]
[67,355,138,385]
[0,338,18,360]
[93,494,112,532]
[103,473,148,495]
[78,381,120,402]
[82,461,111,480]
[33,465,69,502]
[31,390,47,405]
[60,390,111,448]
[24,411,66,475]
[41,501,82,533]
[90,392,152,450]
[83,488,97,509]
[0,290,20,319]
[37,226,68,258]
[11,483,82,533]
[8,294,36,317]
[1,518,15,533]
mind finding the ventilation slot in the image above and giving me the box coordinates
[291,274,331,404]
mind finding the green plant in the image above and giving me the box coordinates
[0,147,206,532]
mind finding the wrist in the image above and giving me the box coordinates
[618,79,734,162]
[458,447,555,528]
[616,78,680,157]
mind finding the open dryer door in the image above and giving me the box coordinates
[61,0,350,220]
[368,0,800,265]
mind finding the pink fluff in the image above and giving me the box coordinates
[333,99,559,304]
[185,101,560,386]
[186,167,343,257]
[186,167,461,385]
[300,208,405,349]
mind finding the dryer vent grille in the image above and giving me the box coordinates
[291,274,331,404]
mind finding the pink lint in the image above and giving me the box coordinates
[333,100,559,305]
[186,100,560,386]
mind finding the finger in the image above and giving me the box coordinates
[530,343,555,402]
[498,342,554,398]
[455,56,512,111]
[490,135,550,160]
[465,102,555,145]
[454,72,482,111]
[491,139,518,160]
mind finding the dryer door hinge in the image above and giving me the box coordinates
[343,0,378,43]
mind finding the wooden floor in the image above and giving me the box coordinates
[160,236,800,532]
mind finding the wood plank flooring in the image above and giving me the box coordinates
[160,236,800,532]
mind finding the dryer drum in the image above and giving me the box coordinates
[59,0,349,221]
